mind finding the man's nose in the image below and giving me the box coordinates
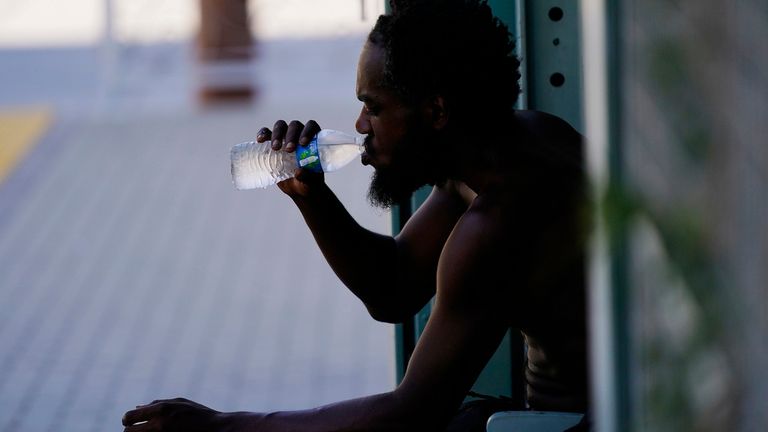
[355,108,371,134]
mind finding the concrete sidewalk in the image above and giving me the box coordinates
[0,35,394,432]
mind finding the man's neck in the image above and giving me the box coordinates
[447,110,527,195]
[445,140,512,196]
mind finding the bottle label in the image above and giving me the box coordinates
[295,135,323,173]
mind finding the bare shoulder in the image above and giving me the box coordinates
[433,179,477,206]
[514,109,581,141]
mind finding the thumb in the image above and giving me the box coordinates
[294,167,325,184]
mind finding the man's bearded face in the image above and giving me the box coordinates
[365,130,436,209]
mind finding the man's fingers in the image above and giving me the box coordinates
[285,120,305,152]
[123,420,152,432]
[122,404,163,427]
[299,120,322,146]
[261,119,320,150]
[294,167,324,184]
[262,119,320,150]
[271,120,288,150]
[256,127,272,143]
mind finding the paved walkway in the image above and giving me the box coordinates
[0,35,394,431]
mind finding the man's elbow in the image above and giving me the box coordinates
[366,304,406,323]
[386,389,458,432]
[362,285,432,323]
[365,302,421,324]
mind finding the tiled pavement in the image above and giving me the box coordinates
[0,36,394,431]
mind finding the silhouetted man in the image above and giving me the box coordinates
[123,1,588,430]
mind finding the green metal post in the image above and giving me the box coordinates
[521,0,583,132]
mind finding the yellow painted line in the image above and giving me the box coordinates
[0,107,53,185]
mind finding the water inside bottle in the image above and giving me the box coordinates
[231,141,295,189]
[319,143,364,172]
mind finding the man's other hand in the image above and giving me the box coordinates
[122,398,232,432]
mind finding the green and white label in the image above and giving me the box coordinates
[295,135,323,173]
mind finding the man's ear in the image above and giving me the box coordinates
[425,95,449,131]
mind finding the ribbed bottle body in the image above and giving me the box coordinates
[231,141,297,189]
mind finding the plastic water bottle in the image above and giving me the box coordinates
[231,129,364,190]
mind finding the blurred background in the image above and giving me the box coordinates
[583,1,767,430]
[2,1,767,432]
[0,1,394,431]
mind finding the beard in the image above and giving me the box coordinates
[366,140,447,209]
[367,165,425,209]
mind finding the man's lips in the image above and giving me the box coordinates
[361,151,372,166]
[361,137,374,166]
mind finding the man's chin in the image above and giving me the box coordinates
[367,187,405,210]
[367,171,423,209]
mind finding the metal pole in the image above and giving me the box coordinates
[101,0,117,91]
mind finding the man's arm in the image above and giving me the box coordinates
[260,120,467,322]
[122,206,513,432]
[290,181,467,322]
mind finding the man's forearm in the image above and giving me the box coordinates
[226,392,418,432]
[289,184,405,315]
